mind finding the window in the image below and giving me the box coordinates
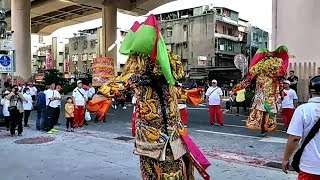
[222,26,226,34]
[161,28,164,35]
[59,52,63,55]
[227,28,233,36]
[183,25,188,31]
[167,27,173,37]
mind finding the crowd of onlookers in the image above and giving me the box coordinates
[0,79,134,136]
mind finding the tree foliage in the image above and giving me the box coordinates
[43,69,65,85]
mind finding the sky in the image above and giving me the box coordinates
[38,0,272,43]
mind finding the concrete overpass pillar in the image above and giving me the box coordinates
[11,0,31,80]
[102,1,117,75]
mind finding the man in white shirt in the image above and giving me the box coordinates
[45,83,60,133]
[73,80,88,128]
[282,94,320,179]
[205,79,224,126]
[53,85,62,126]
[88,83,95,100]
[281,80,298,130]
[27,82,38,101]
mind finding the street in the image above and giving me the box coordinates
[0,103,297,180]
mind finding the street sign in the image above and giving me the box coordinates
[0,54,12,72]
[0,39,12,51]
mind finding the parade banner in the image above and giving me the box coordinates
[92,57,115,87]
[45,49,52,70]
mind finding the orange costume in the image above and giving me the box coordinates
[86,94,112,121]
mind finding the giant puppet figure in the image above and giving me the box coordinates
[232,46,289,136]
[97,15,211,180]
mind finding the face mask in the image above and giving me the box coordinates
[26,91,30,94]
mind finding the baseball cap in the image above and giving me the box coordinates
[283,80,291,84]
[77,80,82,84]
[212,79,217,83]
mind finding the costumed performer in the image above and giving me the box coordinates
[232,45,289,137]
[176,82,188,127]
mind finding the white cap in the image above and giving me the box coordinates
[283,80,291,85]
[77,80,82,84]
[212,79,217,83]
[178,83,183,87]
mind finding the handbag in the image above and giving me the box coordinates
[85,110,91,121]
[8,97,19,112]
[291,118,320,172]
[169,130,187,160]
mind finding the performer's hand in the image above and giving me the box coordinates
[75,105,78,109]
[281,159,290,174]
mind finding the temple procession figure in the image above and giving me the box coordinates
[95,15,211,179]
[232,46,289,137]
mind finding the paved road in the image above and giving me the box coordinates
[0,102,296,180]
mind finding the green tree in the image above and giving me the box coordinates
[44,69,65,85]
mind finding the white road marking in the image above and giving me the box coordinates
[195,129,287,144]
[259,137,287,144]
[195,130,260,139]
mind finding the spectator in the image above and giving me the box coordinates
[22,88,33,127]
[280,80,298,130]
[35,86,46,131]
[225,91,235,111]
[53,85,62,126]
[72,80,87,128]
[88,83,95,100]
[287,70,298,92]
[65,97,74,132]
[236,88,247,116]
[6,85,26,136]
[45,83,59,134]
[282,95,320,179]
[205,79,224,126]
[1,90,11,131]
[27,82,37,101]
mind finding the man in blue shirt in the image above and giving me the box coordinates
[35,86,46,131]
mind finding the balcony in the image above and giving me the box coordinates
[216,15,238,26]
[215,33,239,42]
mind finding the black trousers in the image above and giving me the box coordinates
[4,116,10,129]
[115,100,125,107]
[24,110,31,126]
[45,106,55,131]
[66,117,74,129]
[9,109,23,135]
[236,101,247,114]
[53,107,61,125]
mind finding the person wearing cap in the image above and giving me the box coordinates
[1,90,11,131]
[205,79,224,126]
[280,80,298,130]
[72,80,88,128]
[176,82,188,126]
[282,89,320,179]
[53,85,62,126]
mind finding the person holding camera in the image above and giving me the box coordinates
[6,85,26,136]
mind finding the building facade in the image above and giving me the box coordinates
[248,26,269,59]
[156,5,245,85]
[156,9,215,80]
[68,27,128,78]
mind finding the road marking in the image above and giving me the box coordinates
[195,130,287,144]
[195,130,261,139]
[259,137,287,144]
[241,119,284,126]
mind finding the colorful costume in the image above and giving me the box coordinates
[177,87,188,126]
[98,15,210,179]
[233,46,289,132]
